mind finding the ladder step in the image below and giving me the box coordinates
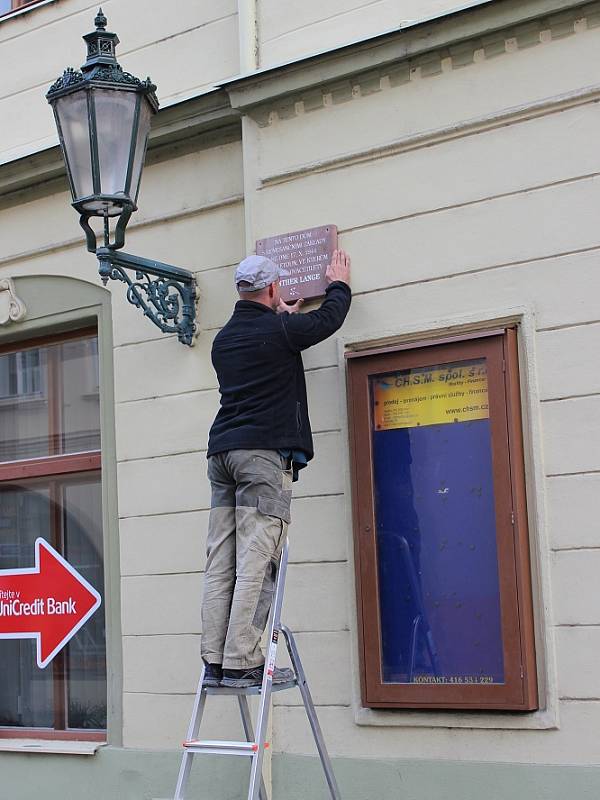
[183,739,269,757]
[203,679,297,696]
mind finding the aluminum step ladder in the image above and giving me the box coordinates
[174,538,342,800]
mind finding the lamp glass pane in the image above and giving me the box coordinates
[93,88,137,199]
[130,97,153,202]
[54,93,93,201]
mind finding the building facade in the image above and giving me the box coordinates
[1,0,599,797]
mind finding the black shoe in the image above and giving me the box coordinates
[202,661,223,688]
[221,664,295,688]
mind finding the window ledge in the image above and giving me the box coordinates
[0,739,106,755]
[354,705,559,731]
[0,394,46,408]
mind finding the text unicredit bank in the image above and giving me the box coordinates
[0,591,76,616]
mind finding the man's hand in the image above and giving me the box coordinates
[277,297,304,314]
[326,249,351,287]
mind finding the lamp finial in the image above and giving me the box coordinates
[95,7,107,31]
[81,7,118,71]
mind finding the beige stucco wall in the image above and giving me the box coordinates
[0,0,239,163]
[1,0,600,780]
[239,8,600,765]
[257,0,483,66]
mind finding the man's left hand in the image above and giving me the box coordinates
[277,298,304,314]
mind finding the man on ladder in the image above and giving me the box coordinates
[201,248,351,688]
[175,250,351,800]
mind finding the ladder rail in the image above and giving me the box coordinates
[174,666,208,800]
[281,625,342,800]
[247,537,290,800]
[238,695,268,800]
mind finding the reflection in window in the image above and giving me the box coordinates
[0,331,104,735]
[0,487,54,728]
[64,482,106,729]
[61,337,101,454]
[370,359,505,685]
[0,478,106,731]
[0,350,44,399]
[0,336,99,462]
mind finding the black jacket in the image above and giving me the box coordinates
[207,281,352,461]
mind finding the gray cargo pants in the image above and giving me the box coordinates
[200,449,293,669]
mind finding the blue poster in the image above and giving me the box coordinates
[371,362,505,686]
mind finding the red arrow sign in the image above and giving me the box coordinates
[0,538,101,669]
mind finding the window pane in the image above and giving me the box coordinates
[0,1,12,13]
[370,358,505,686]
[64,480,106,730]
[0,335,100,463]
[0,485,54,727]
[60,337,100,455]
[0,348,49,461]
[0,476,105,732]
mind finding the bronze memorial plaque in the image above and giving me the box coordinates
[256,224,338,302]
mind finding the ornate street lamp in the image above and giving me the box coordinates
[46,9,196,346]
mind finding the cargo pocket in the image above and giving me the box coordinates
[252,558,277,630]
[250,496,290,631]
[257,495,291,526]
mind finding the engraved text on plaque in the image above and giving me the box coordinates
[256,224,337,302]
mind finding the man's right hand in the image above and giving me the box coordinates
[325,249,351,287]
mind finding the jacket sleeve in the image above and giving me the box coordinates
[281,281,352,352]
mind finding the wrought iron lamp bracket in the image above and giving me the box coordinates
[97,248,197,346]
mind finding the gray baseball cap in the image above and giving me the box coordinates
[235,255,280,291]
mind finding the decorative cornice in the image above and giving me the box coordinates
[259,82,600,186]
[222,0,596,117]
[0,278,26,325]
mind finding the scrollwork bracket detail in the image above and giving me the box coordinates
[0,278,27,326]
